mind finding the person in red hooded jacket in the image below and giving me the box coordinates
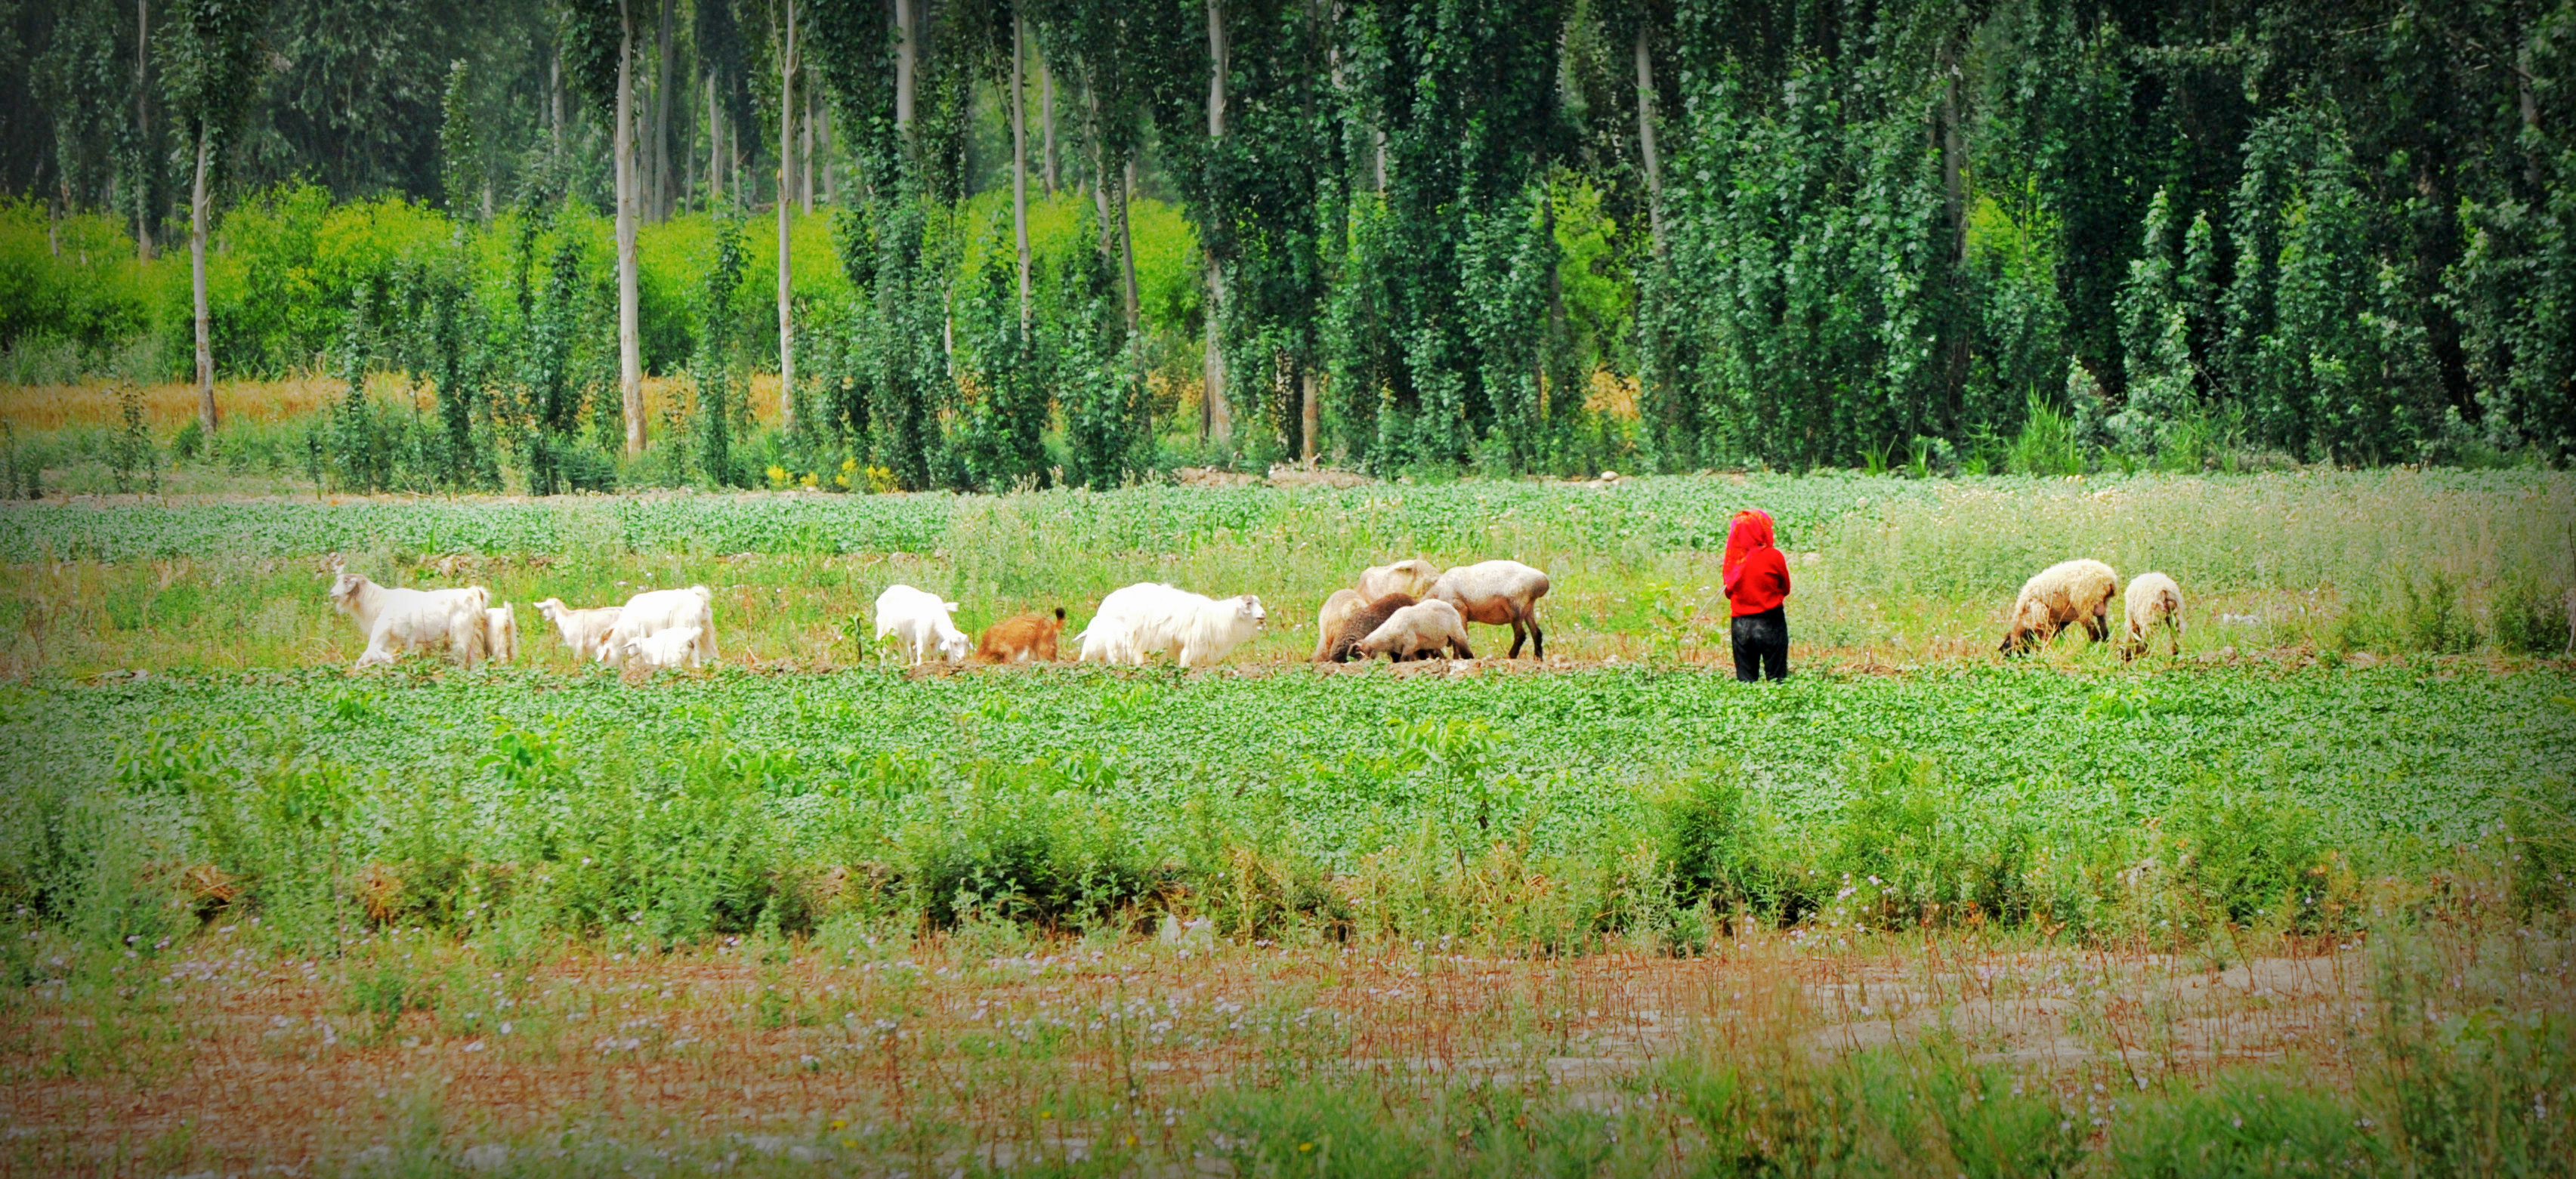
[1721,508,1791,681]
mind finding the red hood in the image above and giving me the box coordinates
[1723,509,1776,578]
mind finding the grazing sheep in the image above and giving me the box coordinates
[1425,560,1551,659]
[1311,589,1367,661]
[1320,593,1419,663]
[1999,558,2120,656]
[873,585,974,665]
[2117,572,2184,660]
[1078,582,1267,668]
[328,570,489,669]
[977,607,1067,664]
[1354,599,1475,662]
[1356,559,1442,603]
[621,625,703,671]
[600,585,718,668]
[483,604,520,663]
[533,598,623,660]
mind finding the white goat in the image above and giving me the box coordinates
[621,625,703,671]
[483,604,520,663]
[1078,582,1266,668]
[873,584,974,665]
[598,585,718,668]
[533,598,624,660]
[328,570,489,670]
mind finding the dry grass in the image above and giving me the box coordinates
[0,375,791,434]
[6,915,2499,1175]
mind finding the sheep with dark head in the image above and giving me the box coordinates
[1320,593,1418,663]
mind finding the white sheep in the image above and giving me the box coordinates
[598,585,718,668]
[1354,599,1475,662]
[1078,582,1267,668]
[2000,558,2120,655]
[2117,572,2184,660]
[621,625,703,671]
[483,604,520,663]
[1425,560,1550,659]
[1356,559,1442,603]
[328,570,489,670]
[873,584,974,665]
[1311,588,1367,662]
[533,598,624,660]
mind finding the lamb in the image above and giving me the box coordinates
[598,585,718,668]
[1076,582,1267,668]
[1998,558,2120,655]
[873,585,974,665]
[1311,589,1367,661]
[483,604,520,663]
[1425,560,1551,659]
[1354,599,1475,662]
[533,598,624,660]
[1356,559,1442,603]
[976,607,1067,664]
[1320,593,1419,663]
[621,625,703,671]
[2117,572,2184,660]
[327,570,489,670]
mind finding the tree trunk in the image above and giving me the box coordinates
[820,103,836,205]
[707,75,722,204]
[1012,12,1031,330]
[190,128,215,434]
[653,0,675,220]
[134,0,153,261]
[800,76,816,212]
[1300,366,1318,462]
[894,0,916,132]
[551,51,566,154]
[1039,57,1057,193]
[1202,0,1230,444]
[1632,20,1663,255]
[1120,159,1141,341]
[617,5,646,456]
[778,0,798,428]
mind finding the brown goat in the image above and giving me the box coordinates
[1320,593,1418,663]
[976,607,1067,664]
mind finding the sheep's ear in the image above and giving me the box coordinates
[946,601,961,612]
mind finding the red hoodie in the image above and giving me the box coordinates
[1722,508,1790,616]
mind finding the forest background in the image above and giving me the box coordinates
[2,0,2571,495]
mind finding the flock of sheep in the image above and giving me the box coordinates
[870,559,1551,670]
[324,553,2188,674]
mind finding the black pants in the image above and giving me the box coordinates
[1731,606,1789,682]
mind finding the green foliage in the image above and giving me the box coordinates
[2110,1079,2384,1178]
[897,758,1153,931]
[437,60,481,218]
[106,382,159,494]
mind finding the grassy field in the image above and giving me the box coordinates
[2,472,2572,1174]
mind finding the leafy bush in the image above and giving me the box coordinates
[895,758,1155,931]
[2110,1079,2382,1177]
